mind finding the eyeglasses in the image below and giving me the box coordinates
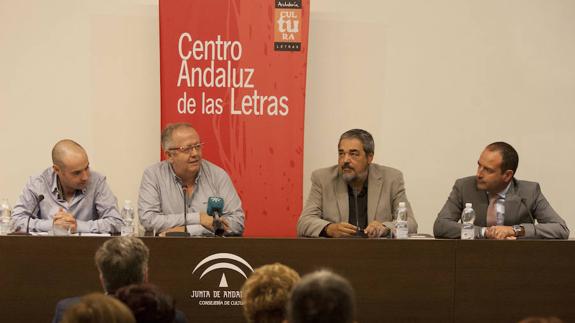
[338,150,361,160]
[168,143,204,154]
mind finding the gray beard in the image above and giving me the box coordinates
[342,169,368,184]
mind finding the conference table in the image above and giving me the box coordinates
[0,236,573,323]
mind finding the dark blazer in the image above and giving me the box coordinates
[434,176,569,239]
[52,297,80,323]
[52,296,188,323]
[297,163,417,237]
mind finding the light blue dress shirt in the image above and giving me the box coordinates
[138,160,244,236]
[12,167,124,233]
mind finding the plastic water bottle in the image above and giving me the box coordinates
[461,203,475,240]
[0,199,12,235]
[121,200,135,236]
[395,202,409,239]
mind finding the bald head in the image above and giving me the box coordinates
[52,140,87,169]
[51,140,91,194]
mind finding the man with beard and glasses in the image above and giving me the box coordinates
[138,123,244,236]
[12,139,123,234]
[297,129,417,238]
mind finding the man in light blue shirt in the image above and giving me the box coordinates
[12,139,123,234]
[138,123,244,236]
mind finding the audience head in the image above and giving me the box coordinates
[115,283,176,323]
[94,237,150,294]
[61,293,135,323]
[241,263,301,323]
[287,269,356,323]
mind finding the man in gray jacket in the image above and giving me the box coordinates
[297,129,417,238]
[434,141,569,239]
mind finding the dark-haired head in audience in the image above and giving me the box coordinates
[287,269,356,323]
[95,236,149,293]
[61,293,135,323]
[115,283,176,323]
[241,263,301,323]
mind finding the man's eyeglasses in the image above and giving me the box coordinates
[338,150,361,160]
[168,143,204,154]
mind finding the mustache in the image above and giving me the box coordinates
[342,163,353,170]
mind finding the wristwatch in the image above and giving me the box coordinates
[512,225,525,237]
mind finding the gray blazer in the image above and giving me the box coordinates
[434,176,569,239]
[297,163,417,237]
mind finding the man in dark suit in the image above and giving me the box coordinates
[434,141,569,239]
[297,129,417,238]
[52,237,187,323]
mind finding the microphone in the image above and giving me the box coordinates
[183,185,189,235]
[25,194,44,234]
[521,198,537,238]
[352,189,366,238]
[166,185,190,237]
[207,197,225,236]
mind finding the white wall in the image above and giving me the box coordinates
[0,0,160,207]
[2,0,574,236]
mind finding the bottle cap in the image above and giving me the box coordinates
[465,202,472,208]
[399,202,406,208]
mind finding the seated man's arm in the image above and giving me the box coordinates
[434,181,481,239]
[525,184,569,239]
[12,177,53,232]
[80,175,124,233]
[213,171,244,236]
[297,171,332,237]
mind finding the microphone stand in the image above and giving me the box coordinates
[353,188,366,238]
[166,185,190,237]
[183,185,189,235]
[11,194,44,236]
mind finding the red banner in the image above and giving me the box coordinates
[159,0,309,237]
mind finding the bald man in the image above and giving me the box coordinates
[12,140,123,234]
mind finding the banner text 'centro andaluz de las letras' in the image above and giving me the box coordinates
[159,0,310,236]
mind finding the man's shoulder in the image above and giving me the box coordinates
[29,167,54,184]
[142,161,171,178]
[53,296,81,323]
[89,170,106,181]
[454,176,477,186]
[174,309,188,323]
[55,295,81,306]
[370,163,404,178]
[144,160,168,171]
[202,159,226,172]
[201,159,231,178]
[311,165,339,179]
[513,178,540,192]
